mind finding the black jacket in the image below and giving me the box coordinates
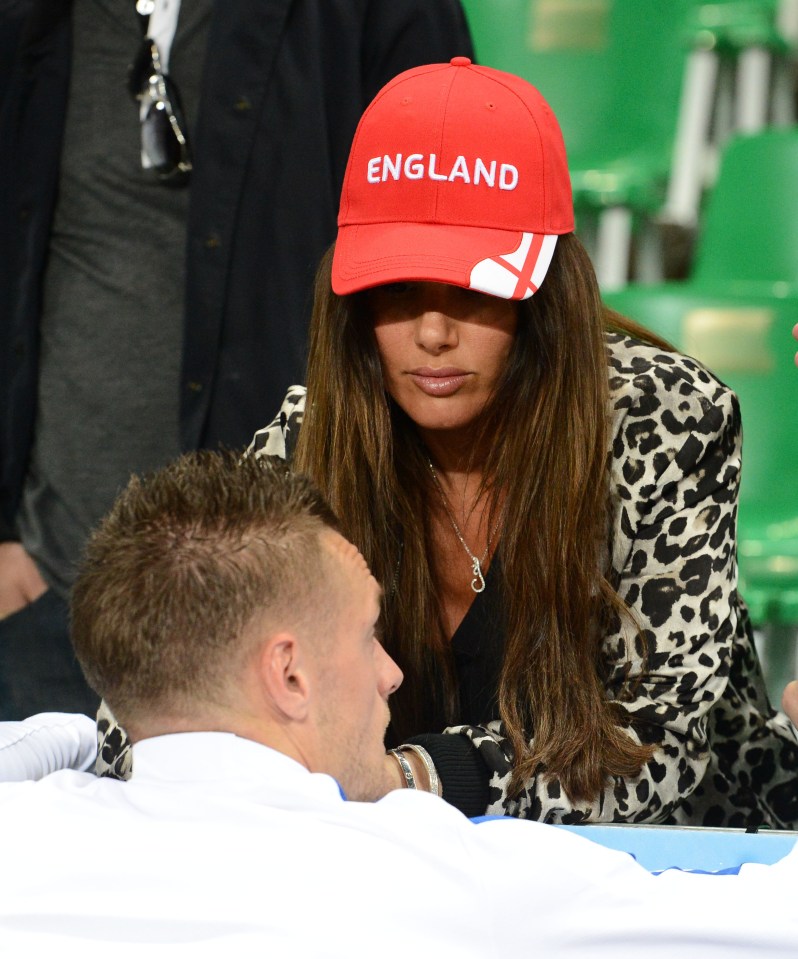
[0,0,473,533]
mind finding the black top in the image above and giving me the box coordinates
[450,558,504,726]
[408,558,504,817]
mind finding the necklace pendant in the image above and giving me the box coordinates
[470,558,486,594]
[427,457,496,596]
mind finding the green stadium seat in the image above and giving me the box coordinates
[460,0,693,289]
[691,128,798,286]
[664,0,797,227]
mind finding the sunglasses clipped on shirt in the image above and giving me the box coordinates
[127,37,192,185]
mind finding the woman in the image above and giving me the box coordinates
[98,59,798,826]
[246,59,798,827]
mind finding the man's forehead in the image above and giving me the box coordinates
[323,529,368,571]
[322,529,382,617]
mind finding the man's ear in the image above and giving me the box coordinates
[257,632,311,721]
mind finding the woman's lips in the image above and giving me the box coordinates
[408,368,469,397]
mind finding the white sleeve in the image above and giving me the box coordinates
[0,713,96,781]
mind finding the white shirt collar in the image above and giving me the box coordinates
[130,732,346,801]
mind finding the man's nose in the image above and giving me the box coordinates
[379,644,403,696]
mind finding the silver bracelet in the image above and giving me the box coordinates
[389,748,416,789]
[400,743,441,797]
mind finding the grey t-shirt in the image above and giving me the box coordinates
[18,0,211,596]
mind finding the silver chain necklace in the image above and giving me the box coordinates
[427,459,498,594]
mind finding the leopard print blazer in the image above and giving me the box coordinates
[96,333,798,828]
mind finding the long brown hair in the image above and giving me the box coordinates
[296,235,667,802]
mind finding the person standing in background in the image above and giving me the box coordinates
[0,0,473,719]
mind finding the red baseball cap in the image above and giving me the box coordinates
[332,57,574,300]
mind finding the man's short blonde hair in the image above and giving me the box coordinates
[71,451,339,727]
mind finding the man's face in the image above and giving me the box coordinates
[311,531,403,801]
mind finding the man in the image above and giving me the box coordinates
[0,0,473,719]
[1,451,798,958]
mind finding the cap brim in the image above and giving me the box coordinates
[332,222,558,301]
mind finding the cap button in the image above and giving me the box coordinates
[450,56,472,67]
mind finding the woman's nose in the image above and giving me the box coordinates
[414,309,458,353]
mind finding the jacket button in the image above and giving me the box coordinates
[186,381,203,393]
[204,233,220,249]
[233,96,252,112]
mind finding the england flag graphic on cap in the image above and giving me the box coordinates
[469,233,558,300]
